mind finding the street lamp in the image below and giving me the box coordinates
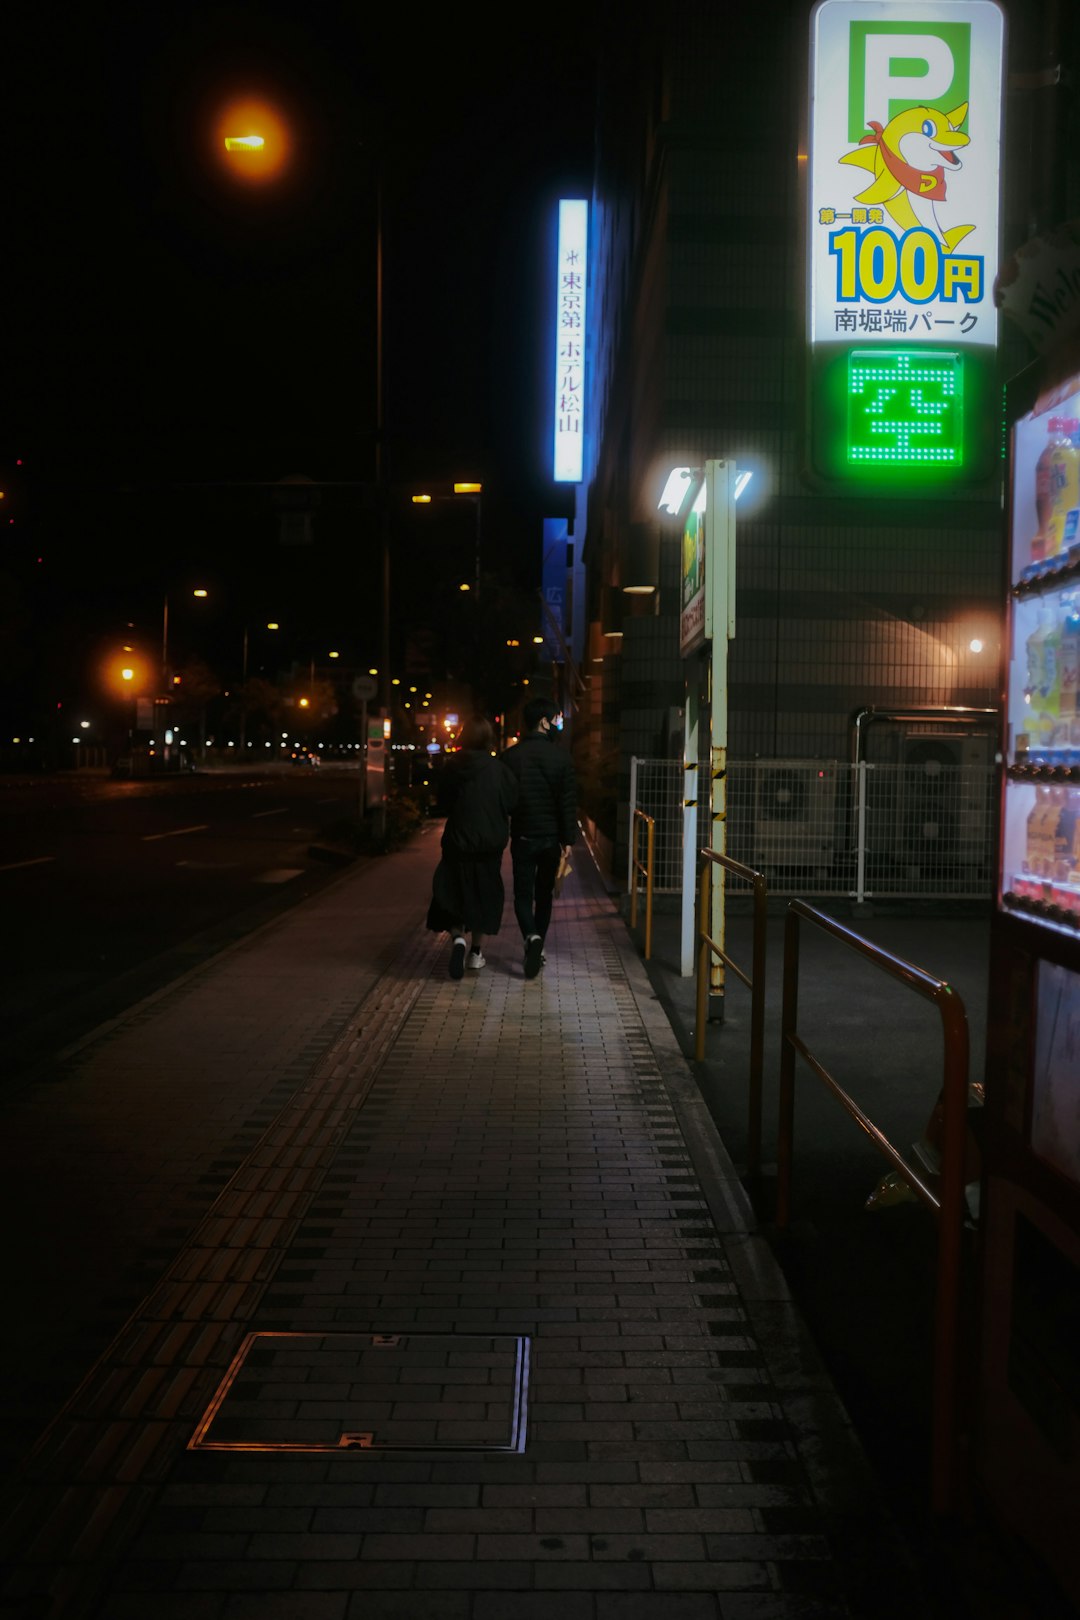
[162,587,208,689]
[216,98,291,184]
[411,482,483,595]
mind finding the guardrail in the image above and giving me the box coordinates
[775,898,971,1515]
[629,809,656,960]
[695,849,768,1182]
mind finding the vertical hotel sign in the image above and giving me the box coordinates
[807,1,1004,488]
[553,199,588,483]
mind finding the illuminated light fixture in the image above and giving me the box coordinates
[121,668,134,682]
[193,588,208,598]
[532,636,544,645]
[454,482,482,494]
[969,638,985,653]
[382,718,392,739]
[658,466,752,519]
[412,493,432,504]
[329,650,339,659]
[392,678,401,686]
[459,582,471,591]
[368,666,378,674]
[657,467,697,517]
[298,697,310,708]
[217,100,291,184]
[553,198,588,483]
[621,521,659,594]
[601,587,623,639]
[267,621,280,630]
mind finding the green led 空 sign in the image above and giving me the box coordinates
[806,0,1005,494]
[848,348,962,465]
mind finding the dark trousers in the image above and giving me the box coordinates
[511,835,561,941]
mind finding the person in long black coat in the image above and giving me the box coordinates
[426,715,519,979]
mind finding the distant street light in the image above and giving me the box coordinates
[411,481,484,594]
[162,587,208,688]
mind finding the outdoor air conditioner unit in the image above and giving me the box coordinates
[750,761,837,876]
[897,731,994,872]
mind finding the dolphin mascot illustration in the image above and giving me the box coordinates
[840,103,973,251]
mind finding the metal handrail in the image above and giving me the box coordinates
[695,850,768,1181]
[629,809,655,960]
[775,898,970,1516]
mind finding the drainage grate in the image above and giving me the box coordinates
[188,1331,530,1453]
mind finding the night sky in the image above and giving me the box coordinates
[8,2,597,703]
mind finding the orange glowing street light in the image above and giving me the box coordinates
[216,98,291,183]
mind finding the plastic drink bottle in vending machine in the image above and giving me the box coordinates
[1036,417,1075,557]
[1027,783,1052,875]
[1033,418,1068,562]
[1061,597,1080,743]
[1048,418,1080,556]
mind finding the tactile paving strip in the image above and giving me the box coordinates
[0,924,444,1617]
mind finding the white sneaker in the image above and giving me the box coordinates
[466,949,486,970]
[524,934,543,979]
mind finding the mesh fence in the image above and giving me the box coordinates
[630,758,996,900]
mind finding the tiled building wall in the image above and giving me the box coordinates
[582,2,1022,872]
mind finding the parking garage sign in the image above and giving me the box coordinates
[807,0,1004,486]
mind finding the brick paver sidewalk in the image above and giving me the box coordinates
[0,836,920,1619]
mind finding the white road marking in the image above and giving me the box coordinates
[141,824,209,842]
[254,868,305,883]
[0,855,57,872]
[252,807,288,818]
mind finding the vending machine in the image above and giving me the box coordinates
[976,338,1080,1605]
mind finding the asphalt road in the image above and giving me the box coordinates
[0,763,368,1079]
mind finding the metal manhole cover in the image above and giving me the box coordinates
[189,1332,530,1453]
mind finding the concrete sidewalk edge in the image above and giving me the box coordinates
[584,841,929,1613]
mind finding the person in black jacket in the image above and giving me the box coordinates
[502,697,578,979]
[427,715,518,979]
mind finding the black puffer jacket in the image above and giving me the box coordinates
[502,730,578,845]
[438,750,518,855]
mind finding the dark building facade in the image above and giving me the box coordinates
[574,0,1077,877]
